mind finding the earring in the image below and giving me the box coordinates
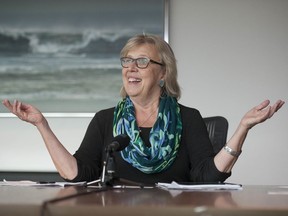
[159,79,164,88]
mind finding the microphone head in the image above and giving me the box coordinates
[108,134,130,152]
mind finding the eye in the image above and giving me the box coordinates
[137,58,149,65]
[123,58,133,63]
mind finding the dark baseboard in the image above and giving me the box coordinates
[0,171,64,182]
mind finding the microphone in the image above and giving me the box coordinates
[101,134,130,186]
[106,134,130,152]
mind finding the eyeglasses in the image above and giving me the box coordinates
[120,57,164,69]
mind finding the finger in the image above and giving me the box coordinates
[16,101,26,120]
[275,100,285,112]
[16,100,22,113]
[13,100,23,120]
[263,106,272,120]
[268,100,285,118]
[272,101,281,112]
[257,105,271,122]
[2,99,13,111]
[254,100,270,112]
[12,100,18,115]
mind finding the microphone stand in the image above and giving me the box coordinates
[88,142,149,188]
[100,148,116,186]
[99,149,146,188]
[86,148,114,187]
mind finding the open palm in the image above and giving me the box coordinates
[2,99,44,126]
[241,99,285,130]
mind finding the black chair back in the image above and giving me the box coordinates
[203,116,228,154]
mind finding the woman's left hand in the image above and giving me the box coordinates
[240,99,285,130]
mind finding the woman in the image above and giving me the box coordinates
[2,34,284,185]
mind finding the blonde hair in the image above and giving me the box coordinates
[119,34,181,100]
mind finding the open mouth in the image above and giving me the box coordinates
[128,77,142,83]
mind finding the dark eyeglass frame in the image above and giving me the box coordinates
[120,57,164,69]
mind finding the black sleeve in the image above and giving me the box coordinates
[70,108,114,182]
[180,105,231,182]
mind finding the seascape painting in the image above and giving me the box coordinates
[0,0,164,113]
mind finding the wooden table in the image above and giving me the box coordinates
[0,185,288,216]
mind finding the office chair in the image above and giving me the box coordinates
[203,116,229,154]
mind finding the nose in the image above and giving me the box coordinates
[122,64,137,75]
[127,61,138,70]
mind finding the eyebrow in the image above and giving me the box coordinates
[126,55,149,58]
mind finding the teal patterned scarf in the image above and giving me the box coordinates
[113,96,182,174]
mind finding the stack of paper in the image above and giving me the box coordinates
[156,181,242,191]
[0,179,86,187]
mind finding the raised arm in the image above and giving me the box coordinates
[2,99,78,180]
[214,99,285,173]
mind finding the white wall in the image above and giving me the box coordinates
[169,0,288,185]
[0,116,91,172]
[1,0,287,185]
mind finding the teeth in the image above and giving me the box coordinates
[128,77,141,82]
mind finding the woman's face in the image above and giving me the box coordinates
[122,44,165,100]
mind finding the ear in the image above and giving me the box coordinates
[160,68,166,80]
[158,79,165,88]
[158,69,166,88]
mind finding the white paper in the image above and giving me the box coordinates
[156,181,242,191]
[268,186,288,195]
[0,179,86,187]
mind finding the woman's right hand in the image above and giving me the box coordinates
[3,99,78,179]
[2,99,45,126]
